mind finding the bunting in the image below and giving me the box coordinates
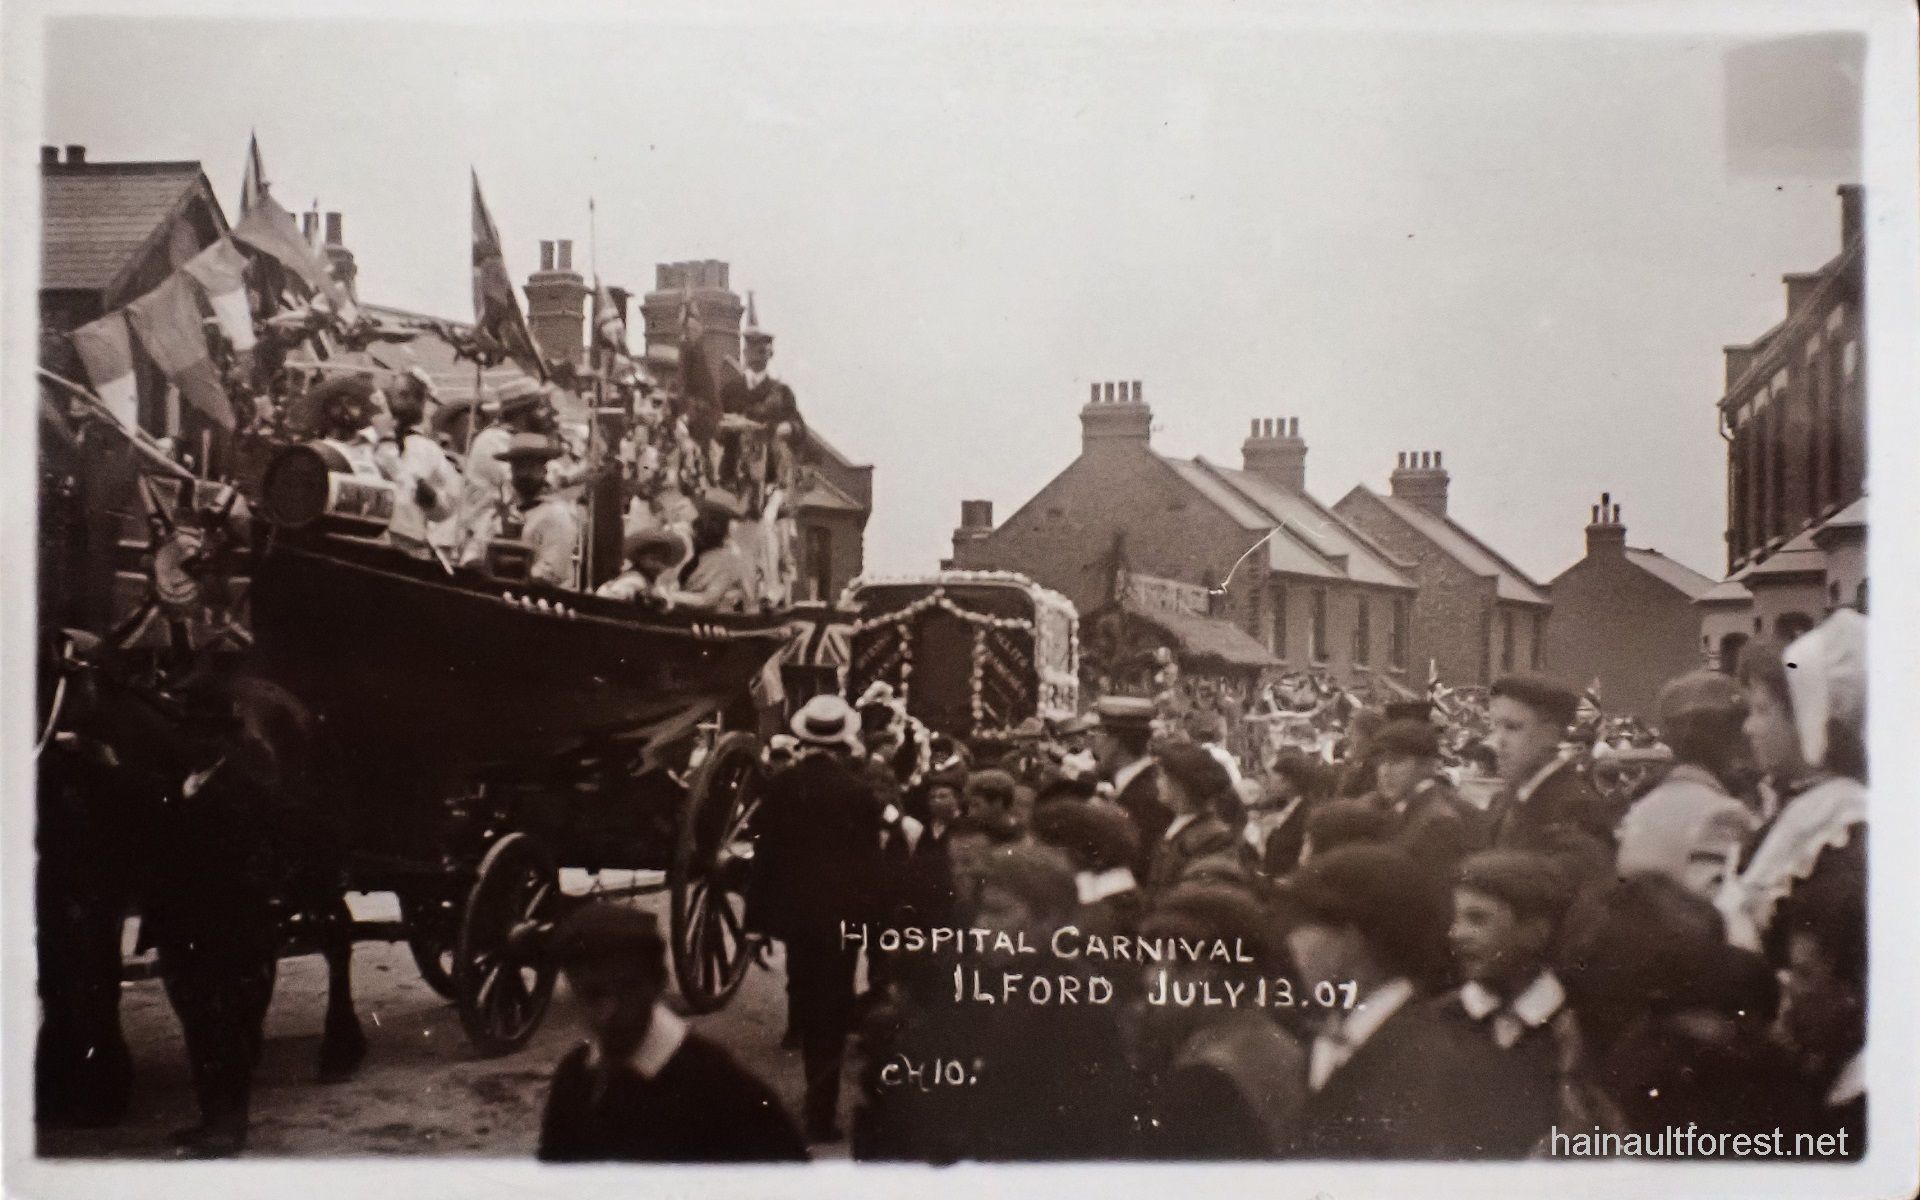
[68,310,139,427]
[124,274,233,430]
[470,171,547,381]
[181,237,257,352]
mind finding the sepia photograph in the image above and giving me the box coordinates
[5,1,1917,1197]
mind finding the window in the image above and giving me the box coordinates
[1390,597,1409,669]
[1478,612,1493,684]
[1500,610,1515,672]
[806,526,832,602]
[1310,589,1328,662]
[1270,584,1288,659]
[1355,597,1371,665]
[1531,612,1545,669]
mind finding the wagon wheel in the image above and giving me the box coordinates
[452,833,560,1055]
[397,889,460,1001]
[670,731,764,1013]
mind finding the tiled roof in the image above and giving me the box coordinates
[1358,488,1549,606]
[1157,457,1272,530]
[42,162,208,292]
[1623,548,1718,600]
[1119,601,1280,670]
[1192,461,1415,591]
[1696,577,1754,606]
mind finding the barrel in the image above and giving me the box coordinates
[259,442,396,536]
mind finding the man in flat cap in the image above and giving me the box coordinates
[1614,670,1758,898]
[1484,674,1619,883]
[537,904,807,1162]
[1031,798,1143,942]
[1276,845,1510,1158]
[1087,696,1170,871]
[1373,718,1486,875]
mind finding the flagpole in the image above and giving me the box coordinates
[582,195,598,592]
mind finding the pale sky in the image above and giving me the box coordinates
[40,13,1862,583]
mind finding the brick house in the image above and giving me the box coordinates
[1698,185,1866,669]
[39,145,230,435]
[1335,451,1551,687]
[1544,494,1717,719]
[948,382,1417,687]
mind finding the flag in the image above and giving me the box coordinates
[68,310,139,427]
[233,190,355,321]
[676,288,721,442]
[125,273,233,429]
[470,171,546,382]
[181,237,257,352]
[240,131,269,216]
[591,280,627,361]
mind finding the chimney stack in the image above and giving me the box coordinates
[1079,378,1153,453]
[1390,448,1451,517]
[1585,491,1626,556]
[1241,415,1308,493]
[951,499,996,561]
[524,237,590,368]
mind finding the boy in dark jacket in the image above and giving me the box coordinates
[537,904,807,1163]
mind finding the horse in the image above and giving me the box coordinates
[35,631,367,1155]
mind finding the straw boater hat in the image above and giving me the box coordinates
[497,431,564,463]
[790,694,861,751]
[495,377,548,417]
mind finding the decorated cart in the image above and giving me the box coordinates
[839,570,1078,745]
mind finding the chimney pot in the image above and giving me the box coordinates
[1289,417,1299,437]
[1600,491,1611,509]
[301,211,318,240]
[1252,419,1262,437]
[325,212,343,244]
[64,144,85,164]
[1396,451,1406,468]
[1591,505,1600,523]
[40,145,58,165]
[1132,380,1143,402]
[540,241,555,270]
[1434,450,1443,468]
[558,240,573,271]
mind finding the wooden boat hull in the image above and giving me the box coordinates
[247,535,789,772]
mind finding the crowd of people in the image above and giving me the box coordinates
[280,305,809,610]
[536,607,1868,1164]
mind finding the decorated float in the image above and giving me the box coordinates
[839,570,1079,745]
